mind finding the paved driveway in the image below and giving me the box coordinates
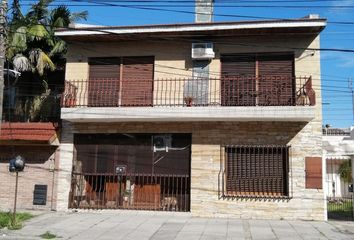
[1,211,353,240]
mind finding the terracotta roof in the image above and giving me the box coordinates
[0,122,58,144]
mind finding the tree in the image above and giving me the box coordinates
[7,0,87,89]
[338,160,352,183]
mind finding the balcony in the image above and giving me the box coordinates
[323,128,351,136]
[61,76,316,122]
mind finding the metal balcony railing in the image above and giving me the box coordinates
[61,76,315,108]
[323,128,351,136]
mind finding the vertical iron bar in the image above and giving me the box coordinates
[12,172,19,226]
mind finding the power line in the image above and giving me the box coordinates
[6,26,354,81]
[18,2,354,9]
[17,0,354,25]
[19,0,351,3]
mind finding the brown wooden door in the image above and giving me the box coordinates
[258,54,294,106]
[121,56,154,106]
[88,58,120,107]
[221,55,256,106]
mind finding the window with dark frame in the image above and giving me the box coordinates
[88,56,154,107]
[223,145,290,198]
[220,53,295,106]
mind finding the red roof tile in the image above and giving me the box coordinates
[0,122,58,143]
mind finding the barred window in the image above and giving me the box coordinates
[222,145,290,198]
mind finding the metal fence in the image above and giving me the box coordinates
[69,172,190,212]
[323,128,351,136]
[61,76,315,108]
[327,197,353,221]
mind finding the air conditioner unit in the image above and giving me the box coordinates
[153,134,172,152]
[191,43,215,59]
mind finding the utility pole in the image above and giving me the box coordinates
[349,78,354,121]
[0,0,7,133]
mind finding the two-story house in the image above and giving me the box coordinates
[55,15,326,220]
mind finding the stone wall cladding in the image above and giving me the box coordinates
[0,146,58,211]
[56,121,74,211]
[57,120,324,220]
[59,32,324,220]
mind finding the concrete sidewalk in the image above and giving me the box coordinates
[0,211,353,240]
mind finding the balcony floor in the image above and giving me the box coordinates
[61,106,316,122]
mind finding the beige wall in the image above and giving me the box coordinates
[64,35,322,108]
[0,146,59,211]
[57,121,324,220]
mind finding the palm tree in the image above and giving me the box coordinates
[7,0,87,89]
[338,160,352,183]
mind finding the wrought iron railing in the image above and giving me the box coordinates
[327,197,354,221]
[323,128,351,136]
[61,76,315,108]
[69,172,190,212]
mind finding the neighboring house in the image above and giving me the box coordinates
[323,127,354,199]
[55,15,326,220]
[0,74,61,211]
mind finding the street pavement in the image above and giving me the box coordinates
[0,211,353,240]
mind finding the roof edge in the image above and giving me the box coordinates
[55,18,327,37]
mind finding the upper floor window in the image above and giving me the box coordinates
[87,56,154,107]
[220,53,295,106]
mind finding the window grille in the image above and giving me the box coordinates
[219,145,291,199]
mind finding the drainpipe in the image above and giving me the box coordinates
[195,0,214,23]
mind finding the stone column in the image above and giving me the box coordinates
[56,121,74,211]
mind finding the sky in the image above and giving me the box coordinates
[17,0,354,128]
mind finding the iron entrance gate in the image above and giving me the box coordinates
[326,157,353,220]
[327,197,353,221]
[69,133,191,212]
[69,172,190,211]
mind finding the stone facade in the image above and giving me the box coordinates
[56,120,324,220]
[57,22,325,220]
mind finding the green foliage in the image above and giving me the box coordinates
[338,160,352,183]
[27,24,50,41]
[14,91,60,122]
[7,0,88,88]
[0,212,34,230]
[49,40,66,57]
[50,6,71,28]
[327,199,353,219]
[11,26,27,51]
[40,231,57,239]
[11,0,23,23]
